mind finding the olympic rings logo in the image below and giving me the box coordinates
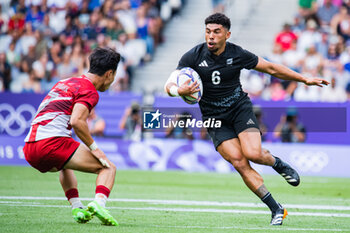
[290,150,329,173]
[0,103,36,137]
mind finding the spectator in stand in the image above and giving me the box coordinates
[87,108,106,137]
[261,79,287,101]
[48,4,66,34]
[105,17,125,41]
[40,68,60,93]
[57,50,77,80]
[330,3,350,39]
[22,68,41,93]
[267,43,284,64]
[119,102,142,141]
[298,0,318,18]
[115,0,137,39]
[301,44,324,76]
[211,0,225,13]
[10,59,30,93]
[0,52,11,91]
[0,5,8,34]
[48,38,63,65]
[317,30,330,57]
[101,0,115,18]
[323,43,342,76]
[297,19,322,55]
[70,43,85,74]
[241,70,266,100]
[294,81,321,102]
[32,52,54,81]
[317,0,339,30]
[34,30,47,59]
[282,40,303,72]
[25,2,44,30]
[136,3,154,61]
[320,76,347,102]
[275,23,298,52]
[146,0,164,46]
[17,22,37,56]
[6,41,21,67]
[7,12,25,35]
[274,107,306,143]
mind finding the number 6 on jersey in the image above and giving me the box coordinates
[212,70,221,85]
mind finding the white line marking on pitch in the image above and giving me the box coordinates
[1,196,350,211]
[150,224,346,232]
[1,203,349,231]
[1,202,350,218]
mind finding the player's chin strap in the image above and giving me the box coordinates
[89,141,110,168]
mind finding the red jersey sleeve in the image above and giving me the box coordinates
[75,90,99,112]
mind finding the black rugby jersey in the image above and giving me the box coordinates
[177,42,258,117]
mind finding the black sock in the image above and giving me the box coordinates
[261,192,280,212]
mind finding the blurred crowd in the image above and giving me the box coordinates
[241,0,350,103]
[0,0,184,93]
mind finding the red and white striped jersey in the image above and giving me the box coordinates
[25,75,99,142]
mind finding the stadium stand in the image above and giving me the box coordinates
[0,0,185,93]
[238,0,350,102]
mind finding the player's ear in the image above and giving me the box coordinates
[104,69,113,78]
[226,31,231,40]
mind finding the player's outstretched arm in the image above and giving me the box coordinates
[70,103,110,168]
[254,57,329,87]
[164,70,200,97]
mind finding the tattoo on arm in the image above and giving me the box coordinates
[254,184,269,198]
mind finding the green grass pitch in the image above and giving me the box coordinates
[0,166,349,233]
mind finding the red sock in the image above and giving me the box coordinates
[95,185,110,198]
[65,188,79,200]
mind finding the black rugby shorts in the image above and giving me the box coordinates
[206,98,260,149]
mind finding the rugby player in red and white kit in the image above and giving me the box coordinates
[23,47,120,226]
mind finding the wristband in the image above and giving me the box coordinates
[89,141,98,151]
[169,85,179,96]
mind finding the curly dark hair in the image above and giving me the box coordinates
[205,13,231,30]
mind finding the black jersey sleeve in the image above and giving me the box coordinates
[177,49,196,69]
[238,47,259,70]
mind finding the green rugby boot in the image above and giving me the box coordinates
[87,201,118,226]
[72,208,93,223]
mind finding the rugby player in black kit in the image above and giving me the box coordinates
[164,13,329,225]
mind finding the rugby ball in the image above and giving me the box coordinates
[177,67,203,105]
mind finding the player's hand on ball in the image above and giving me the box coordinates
[305,78,329,87]
[91,148,111,168]
[178,79,200,98]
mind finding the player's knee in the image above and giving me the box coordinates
[231,159,249,173]
[244,147,263,163]
[109,162,117,174]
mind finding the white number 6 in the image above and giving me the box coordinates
[212,71,221,85]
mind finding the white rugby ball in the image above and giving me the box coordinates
[177,67,203,105]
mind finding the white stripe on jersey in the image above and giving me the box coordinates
[31,112,64,125]
[25,115,71,142]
